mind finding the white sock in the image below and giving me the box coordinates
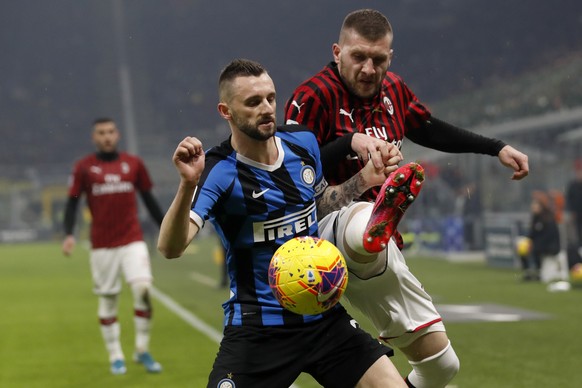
[406,341,460,388]
[337,203,387,276]
[131,281,153,354]
[98,296,123,362]
[100,320,124,362]
[134,314,151,354]
[343,206,373,255]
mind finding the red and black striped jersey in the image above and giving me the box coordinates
[67,152,153,248]
[284,61,431,201]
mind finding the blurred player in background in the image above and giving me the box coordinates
[158,59,407,387]
[285,9,529,387]
[62,117,164,375]
[528,191,561,282]
[566,159,582,269]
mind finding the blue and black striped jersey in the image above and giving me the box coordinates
[190,125,334,327]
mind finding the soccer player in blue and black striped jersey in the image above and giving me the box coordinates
[285,9,530,388]
[158,59,408,387]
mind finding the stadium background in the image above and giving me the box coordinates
[2,0,582,253]
[1,1,582,385]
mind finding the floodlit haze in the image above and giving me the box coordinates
[1,0,581,167]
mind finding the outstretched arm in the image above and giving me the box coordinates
[406,116,529,180]
[158,137,205,259]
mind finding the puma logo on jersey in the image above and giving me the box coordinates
[291,100,304,113]
[252,188,270,198]
[339,108,354,123]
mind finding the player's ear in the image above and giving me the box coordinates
[388,49,394,67]
[217,102,231,120]
[332,43,341,64]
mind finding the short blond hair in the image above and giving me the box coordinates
[339,9,392,43]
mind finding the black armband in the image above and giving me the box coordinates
[406,116,506,156]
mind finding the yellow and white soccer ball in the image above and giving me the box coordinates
[570,263,582,282]
[515,236,532,257]
[268,236,348,315]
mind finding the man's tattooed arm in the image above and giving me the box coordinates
[316,170,369,219]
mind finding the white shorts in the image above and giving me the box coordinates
[319,203,445,348]
[90,241,153,296]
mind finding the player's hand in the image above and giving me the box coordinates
[173,136,205,187]
[351,133,402,172]
[62,235,76,256]
[382,144,403,176]
[498,145,529,180]
[360,159,393,189]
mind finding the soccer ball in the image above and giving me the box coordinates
[268,236,348,315]
[570,263,582,282]
[515,236,532,257]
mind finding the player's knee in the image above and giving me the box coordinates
[131,281,152,311]
[406,341,460,388]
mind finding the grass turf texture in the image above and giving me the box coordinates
[1,240,581,387]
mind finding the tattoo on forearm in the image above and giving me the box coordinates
[317,171,367,219]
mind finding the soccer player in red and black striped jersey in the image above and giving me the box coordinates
[285,9,529,388]
[62,118,165,375]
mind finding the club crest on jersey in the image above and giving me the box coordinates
[217,378,235,388]
[121,162,130,174]
[301,165,315,186]
[383,96,394,115]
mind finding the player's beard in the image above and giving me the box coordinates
[339,66,383,99]
[233,113,276,141]
[348,77,381,100]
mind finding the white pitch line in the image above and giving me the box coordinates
[151,286,223,344]
[151,285,301,388]
[189,271,219,287]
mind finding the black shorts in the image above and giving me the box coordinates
[207,307,393,388]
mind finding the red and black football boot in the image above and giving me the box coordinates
[362,162,425,253]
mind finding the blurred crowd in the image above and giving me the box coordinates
[1,1,582,250]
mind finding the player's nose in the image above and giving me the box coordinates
[361,58,376,74]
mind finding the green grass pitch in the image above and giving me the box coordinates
[1,239,581,387]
